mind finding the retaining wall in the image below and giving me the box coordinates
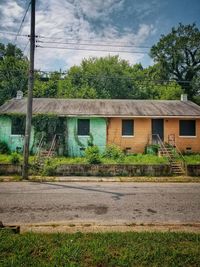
[0,163,200,177]
[0,164,22,175]
[55,164,171,176]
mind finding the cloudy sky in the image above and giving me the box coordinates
[0,0,200,71]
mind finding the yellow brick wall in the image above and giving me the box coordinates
[164,118,200,153]
[107,118,151,153]
[107,118,200,153]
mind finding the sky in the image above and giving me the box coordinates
[0,0,200,71]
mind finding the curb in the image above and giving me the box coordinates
[4,222,200,234]
[1,176,200,183]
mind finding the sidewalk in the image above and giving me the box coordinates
[0,175,200,182]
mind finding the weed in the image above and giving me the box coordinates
[85,145,102,164]
[10,152,21,165]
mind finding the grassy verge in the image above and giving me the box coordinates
[0,230,199,266]
[1,153,200,165]
[184,154,200,164]
[0,153,168,165]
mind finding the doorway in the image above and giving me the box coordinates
[152,119,164,143]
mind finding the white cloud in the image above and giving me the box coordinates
[0,0,23,28]
[0,0,154,69]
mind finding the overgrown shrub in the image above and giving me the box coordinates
[10,152,20,165]
[104,144,124,160]
[85,145,101,164]
[0,141,10,154]
[42,159,57,176]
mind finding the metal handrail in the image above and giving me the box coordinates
[149,133,186,175]
[35,133,44,158]
[174,141,187,174]
[47,134,57,157]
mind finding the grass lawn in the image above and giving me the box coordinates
[0,230,199,267]
[184,154,200,164]
[0,153,168,165]
[1,153,200,165]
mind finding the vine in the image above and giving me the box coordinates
[32,114,66,152]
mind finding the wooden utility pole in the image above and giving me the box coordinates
[22,0,35,179]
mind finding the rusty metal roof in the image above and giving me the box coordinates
[0,98,200,118]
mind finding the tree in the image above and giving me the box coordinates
[61,56,135,99]
[150,23,200,99]
[0,43,28,105]
[129,64,182,100]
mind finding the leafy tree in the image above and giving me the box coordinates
[61,56,135,99]
[33,71,61,98]
[130,64,182,100]
[0,43,28,105]
[150,23,200,99]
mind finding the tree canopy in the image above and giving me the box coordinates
[3,22,200,105]
[150,23,200,99]
[0,43,28,105]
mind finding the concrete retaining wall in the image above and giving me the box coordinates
[187,164,200,176]
[56,164,171,177]
[0,164,22,175]
[0,163,200,177]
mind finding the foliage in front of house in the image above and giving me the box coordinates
[31,114,67,155]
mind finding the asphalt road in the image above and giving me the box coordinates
[0,182,200,224]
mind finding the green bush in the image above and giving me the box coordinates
[85,145,101,164]
[42,159,57,176]
[104,144,124,160]
[10,152,21,165]
[0,141,10,154]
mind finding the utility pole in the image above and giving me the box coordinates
[22,0,35,179]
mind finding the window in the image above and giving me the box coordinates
[11,117,25,135]
[179,120,196,136]
[77,119,90,136]
[122,120,134,136]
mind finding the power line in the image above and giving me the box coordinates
[36,39,150,49]
[36,45,149,54]
[14,0,31,45]
[33,71,193,86]
[0,30,28,37]
[22,40,30,54]
[37,36,152,48]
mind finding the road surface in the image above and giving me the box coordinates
[0,182,200,224]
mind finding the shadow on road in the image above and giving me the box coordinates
[32,182,137,200]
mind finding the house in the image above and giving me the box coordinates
[0,95,200,156]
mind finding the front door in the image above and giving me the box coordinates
[152,119,164,143]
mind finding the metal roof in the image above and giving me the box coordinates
[0,98,200,118]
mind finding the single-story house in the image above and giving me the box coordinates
[0,95,200,156]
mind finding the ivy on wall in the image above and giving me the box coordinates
[32,114,66,152]
[1,113,66,154]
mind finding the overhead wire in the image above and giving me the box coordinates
[36,45,149,54]
[37,36,152,48]
[0,31,28,37]
[0,68,192,84]
[14,0,31,45]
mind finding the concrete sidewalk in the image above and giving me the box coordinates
[0,175,200,182]
[0,175,200,183]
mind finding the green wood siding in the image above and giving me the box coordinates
[67,117,107,157]
[0,116,34,153]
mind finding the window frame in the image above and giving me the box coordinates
[11,117,25,136]
[77,119,90,136]
[122,119,134,137]
[179,120,196,137]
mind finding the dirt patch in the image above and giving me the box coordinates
[78,204,108,215]
[147,209,157,214]
[19,223,200,234]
